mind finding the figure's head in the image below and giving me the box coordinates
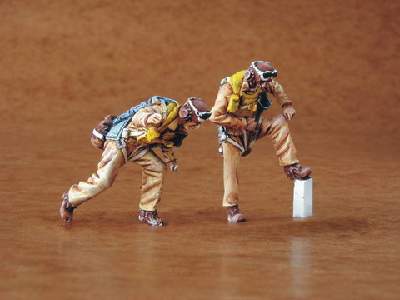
[247,60,278,89]
[178,97,211,129]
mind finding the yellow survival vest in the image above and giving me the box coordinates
[227,70,262,113]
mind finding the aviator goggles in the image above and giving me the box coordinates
[185,98,211,123]
[251,61,278,81]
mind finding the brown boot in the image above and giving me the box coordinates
[59,192,75,224]
[227,205,246,224]
[138,209,164,227]
[284,163,312,180]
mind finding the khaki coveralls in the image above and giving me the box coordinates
[67,103,184,211]
[209,76,299,207]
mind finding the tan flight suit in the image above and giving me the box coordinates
[209,71,299,207]
[67,101,185,211]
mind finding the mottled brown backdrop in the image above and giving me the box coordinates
[1,1,399,299]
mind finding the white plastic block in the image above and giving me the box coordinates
[292,178,313,218]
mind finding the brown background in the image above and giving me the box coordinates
[1,0,399,299]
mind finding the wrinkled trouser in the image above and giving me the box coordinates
[67,141,165,211]
[222,115,299,207]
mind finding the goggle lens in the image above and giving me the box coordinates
[260,70,277,81]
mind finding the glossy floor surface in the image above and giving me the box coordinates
[1,1,399,299]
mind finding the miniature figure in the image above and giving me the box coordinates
[209,61,312,223]
[60,96,210,227]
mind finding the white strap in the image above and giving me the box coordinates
[187,99,206,123]
[92,129,104,140]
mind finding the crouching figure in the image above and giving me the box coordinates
[60,96,210,227]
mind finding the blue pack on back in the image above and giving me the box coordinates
[106,96,178,142]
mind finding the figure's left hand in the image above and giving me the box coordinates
[282,104,296,121]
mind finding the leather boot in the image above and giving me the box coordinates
[59,192,75,223]
[138,209,164,227]
[227,205,246,223]
[284,163,312,180]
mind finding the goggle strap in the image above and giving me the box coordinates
[187,99,210,122]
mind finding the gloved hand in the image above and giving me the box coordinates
[166,160,178,172]
[282,104,296,121]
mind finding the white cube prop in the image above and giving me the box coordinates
[292,178,313,218]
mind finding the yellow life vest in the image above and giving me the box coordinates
[227,70,261,113]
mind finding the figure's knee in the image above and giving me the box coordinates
[97,165,119,189]
[258,115,290,140]
[96,173,115,190]
[264,115,289,139]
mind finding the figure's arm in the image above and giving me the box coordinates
[131,106,163,128]
[150,144,178,172]
[209,83,247,129]
[268,80,296,120]
[161,146,178,172]
[130,106,165,143]
[159,128,187,171]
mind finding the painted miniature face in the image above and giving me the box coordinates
[250,61,278,89]
[178,105,201,130]
[183,108,202,130]
[179,98,210,130]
